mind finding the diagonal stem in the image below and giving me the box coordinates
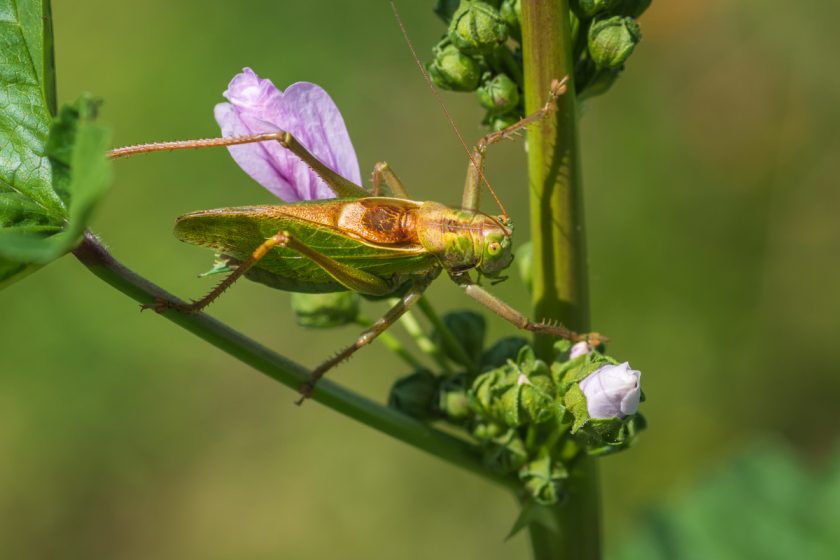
[72,230,516,491]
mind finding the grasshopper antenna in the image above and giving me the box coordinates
[388,0,509,220]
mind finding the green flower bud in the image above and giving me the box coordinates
[428,38,482,91]
[471,368,510,415]
[500,0,522,41]
[477,73,520,113]
[519,455,569,505]
[499,372,556,426]
[437,373,471,420]
[432,310,486,367]
[472,421,504,440]
[388,369,437,420]
[290,292,359,328]
[588,16,641,69]
[449,1,509,55]
[572,0,622,18]
[471,343,560,427]
[483,110,521,132]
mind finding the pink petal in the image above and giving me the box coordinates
[215,68,361,202]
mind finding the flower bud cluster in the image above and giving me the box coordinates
[388,310,645,505]
[428,0,651,126]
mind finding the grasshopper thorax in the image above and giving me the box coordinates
[416,203,514,277]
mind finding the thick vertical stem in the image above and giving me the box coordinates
[521,1,601,558]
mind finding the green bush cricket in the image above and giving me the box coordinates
[109,83,601,403]
[107,9,604,404]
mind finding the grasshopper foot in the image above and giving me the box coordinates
[294,381,314,406]
[577,332,609,347]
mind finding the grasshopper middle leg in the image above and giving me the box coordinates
[371,161,410,198]
[296,278,432,405]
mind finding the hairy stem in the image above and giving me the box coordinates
[521,0,601,558]
[73,231,515,490]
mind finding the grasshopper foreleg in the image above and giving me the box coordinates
[296,278,432,405]
[452,273,606,345]
[461,77,569,211]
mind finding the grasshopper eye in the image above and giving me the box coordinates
[488,241,501,255]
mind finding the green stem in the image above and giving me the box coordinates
[355,315,423,370]
[416,297,477,373]
[73,231,515,490]
[397,305,454,374]
[521,1,601,558]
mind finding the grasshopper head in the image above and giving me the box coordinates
[477,216,514,278]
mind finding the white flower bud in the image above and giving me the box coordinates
[578,362,641,418]
[569,341,592,359]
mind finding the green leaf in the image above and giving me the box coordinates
[431,309,486,368]
[0,1,110,288]
[0,1,62,219]
[0,96,111,261]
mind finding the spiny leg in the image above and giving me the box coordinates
[478,76,568,151]
[296,278,431,405]
[371,161,410,198]
[461,77,569,211]
[144,231,291,314]
[452,273,606,345]
[108,132,369,199]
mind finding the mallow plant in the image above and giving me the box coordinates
[0,1,650,558]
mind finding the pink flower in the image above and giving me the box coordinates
[569,341,592,359]
[214,68,361,201]
[579,362,641,419]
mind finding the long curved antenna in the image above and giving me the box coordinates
[388,0,509,220]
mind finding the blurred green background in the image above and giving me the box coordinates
[2,0,839,558]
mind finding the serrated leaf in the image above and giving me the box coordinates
[0,1,111,288]
[0,0,62,222]
[0,96,111,264]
